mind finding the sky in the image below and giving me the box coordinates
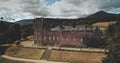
[0,0,120,22]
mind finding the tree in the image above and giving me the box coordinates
[103,35,120,63]
[103,21,120,63]
[21,23,33,39]
[0,17,3,21]
[0,19,8,44]
[85,37,106,48]
[0,20,25,44]
[94,26,103,36]
[105,24,114,38]
[8,23,22,42]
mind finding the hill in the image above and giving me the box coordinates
[15,19,33,25]
[15,11,120,25]
[0,21,13,25]
[84,11,120,22]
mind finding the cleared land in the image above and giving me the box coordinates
[5,46,45,59]
[92,21,116,31]
[48,50,106,63]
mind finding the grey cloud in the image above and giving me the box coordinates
[48,0,120,18]
[0,0,9,2]
[0,0,120,21]
[0,0,49,21]
[91,0,120,10]
[20,0,49,16]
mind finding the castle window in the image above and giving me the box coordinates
[44,36,46,40]
[39,37,41,40]
[57,37,59,40]
[81,38,83,42]
[53,36,55,40]
[49,36,51,40]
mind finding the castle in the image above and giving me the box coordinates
[34,18,99,47]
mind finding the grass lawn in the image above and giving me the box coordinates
[6,46,45,59]
[48,50,106,63]
[0,57,34,63]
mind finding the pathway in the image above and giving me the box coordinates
[21,41,108,53]
[1,55,68,63]
[41,49,51,60]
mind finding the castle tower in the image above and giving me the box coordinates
[34,17,44,46]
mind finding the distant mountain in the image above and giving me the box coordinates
[84,11,120,21]
[88,11,112,17]
[15,10,120,25]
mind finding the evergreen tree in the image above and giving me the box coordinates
[103,21,120,63]
[8,23,22,42]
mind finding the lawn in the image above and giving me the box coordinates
[0,57,34,63]
[48,50,106,63]
[6,46,45,59]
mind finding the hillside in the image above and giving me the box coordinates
[15,11,120,25]
[84,11,120,22]
[0,21,13,25]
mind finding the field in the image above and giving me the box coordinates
[5,46,45,59]
[48,50,106,63]
[92,21,116,32]
[0,57,34,63]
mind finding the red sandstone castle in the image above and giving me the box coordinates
[34,18,99,47]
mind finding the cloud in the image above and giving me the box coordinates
[20,0,49,16]
[47,0,99,18]
[0,0,49,21]
[0,0,120,21]
[92,0,120,10]
[48,0,120,18]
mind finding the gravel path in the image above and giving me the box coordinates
[1,55,68,63]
